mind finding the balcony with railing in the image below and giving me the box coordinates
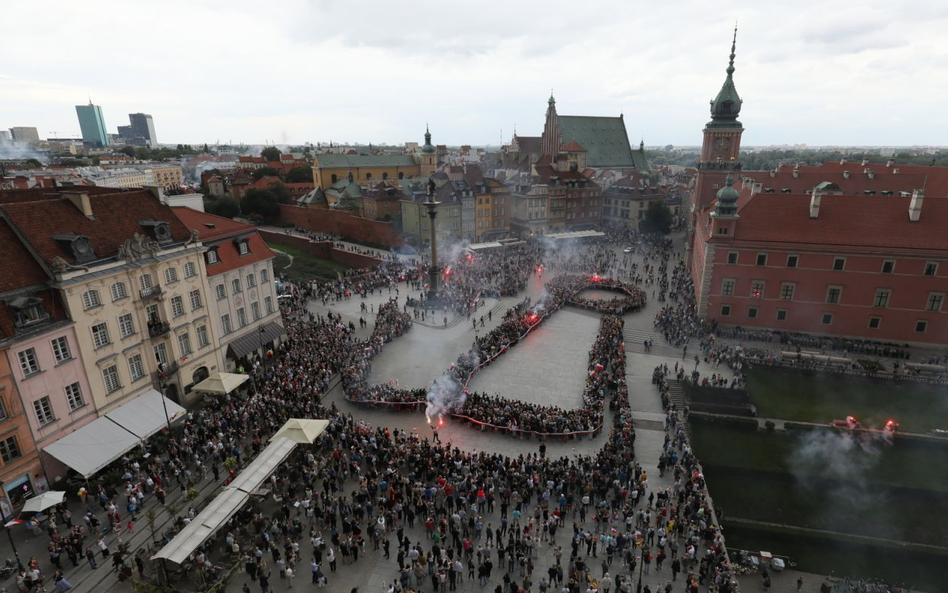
[148,320,171,338]
[156,361,179,382]
[140,285,164,301]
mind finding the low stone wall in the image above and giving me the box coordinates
[279,204,402,247]
[260,230,382,270]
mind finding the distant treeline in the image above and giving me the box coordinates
[649,149,948,171]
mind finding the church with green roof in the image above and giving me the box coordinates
[538,94,651,171]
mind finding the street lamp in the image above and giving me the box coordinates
[0,501,25,572]
[635,546,646,593]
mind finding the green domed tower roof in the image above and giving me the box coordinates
[708,27,743,128]
[714,169,739,216]
[422,125,435,154]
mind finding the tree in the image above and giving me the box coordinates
[641,201,673,234]
[251,166,281,179]
[261,146,281,162]
[267,181,293,205]
[285,166,312,183]
[205,196,240,218]
[240,188,280,220]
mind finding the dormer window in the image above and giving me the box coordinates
[139,220,173,245]
[234,238,250,256]
[206,248,220,265]
[52,233,96,264]
[9,296,49,328]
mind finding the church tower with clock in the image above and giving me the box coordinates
[692,27,744,212]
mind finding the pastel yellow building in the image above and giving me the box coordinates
[1,188,224,410]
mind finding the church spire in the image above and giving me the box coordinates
[708,25,743,127]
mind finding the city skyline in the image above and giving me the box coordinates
[1,0,946,147]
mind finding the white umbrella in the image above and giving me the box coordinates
[21,491,65,513]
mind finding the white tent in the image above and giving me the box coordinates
[153,436,298,564]
[43,390,185,478]
[225,437,296,494]
[105,389,185,439]
[270,419,329,445]
[151,488,248,565]
[43,416,141,478]
[191,372,249,395]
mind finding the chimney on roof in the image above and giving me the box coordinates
[792,167,800,179]
[893,168,900,174]
[146,185,166,204]
[62,190,93,218]
[843,170,850,179]
[809,188,822,219]
[840,158,847,165]
[769,170,776,178]
[867,169,875,179]
[861,158,869,166]
[908,189,924,222]
[886,159,894,167]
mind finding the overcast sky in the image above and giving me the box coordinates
[2,0,946,147]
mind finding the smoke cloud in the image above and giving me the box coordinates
[425,372,465,421]
[788,429,891,510]
[0,138,48,164]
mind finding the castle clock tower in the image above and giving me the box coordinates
[692,27,744,212]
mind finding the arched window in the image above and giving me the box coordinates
[331,174,337,183]
[398,172,404,180]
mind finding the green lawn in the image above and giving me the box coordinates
[746,367,948,433]
[266,243,351,283]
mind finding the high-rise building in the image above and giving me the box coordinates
[8,127,40,143]
[75,101,110,147]
[128,113,157,146]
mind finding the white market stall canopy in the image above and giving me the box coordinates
[151,488,248,565]
[270,418,329,445]
[105,389,186,439]
[153,434,299,564]
[43,389,185,478]
[191,372,249,395]
[545,230,606,241]
[225,437,296,494]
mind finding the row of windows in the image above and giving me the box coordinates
[727,252,939,276]
[215,270,270,300]
[17,336,72,377]
[330,171,406,183]
[89,290,203,350]
[102,326,211,395]
[477,208,505,218]
[30,381,87,427]
[718,305,931,333]
[720,278,945,311]
[81,264,199,311]
[206,241,252,266]
[220,298,273,335]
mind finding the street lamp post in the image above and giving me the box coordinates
[0,501,25,572]
[635,547,646,593]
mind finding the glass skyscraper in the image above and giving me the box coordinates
[75,101,110,147]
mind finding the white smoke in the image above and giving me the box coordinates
[0,138,48,164]
[425,372,465,421]
[788,429,891,510]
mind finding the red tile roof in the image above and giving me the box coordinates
[170,207,275,276]
[0,218,49,293]
[732,192,948,251]
[0,189,192,267]
[560,140,586,152]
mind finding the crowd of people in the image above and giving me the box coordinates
[14,232,750,593]
[458,315,625,436]
[342,274,642,437]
